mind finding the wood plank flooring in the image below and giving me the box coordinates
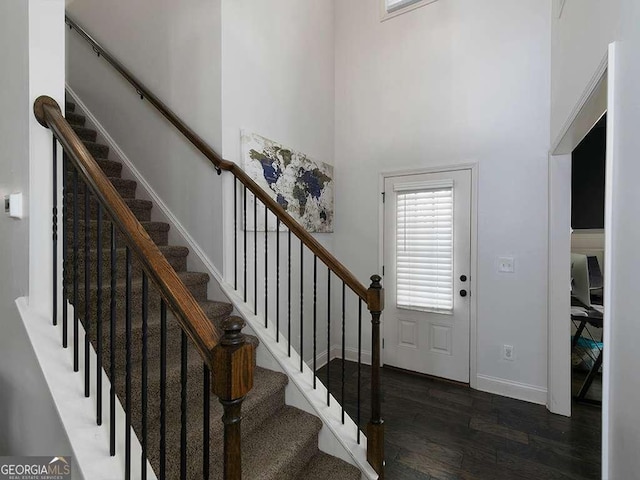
[317,361,601,480]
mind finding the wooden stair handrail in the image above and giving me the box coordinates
[34,96,220,368]
[65,14,369,302]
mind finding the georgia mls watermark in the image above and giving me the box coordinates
[0,457,71,480]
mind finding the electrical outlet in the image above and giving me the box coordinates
[498,256,515,273]
[503,345,514,361]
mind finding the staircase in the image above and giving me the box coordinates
[63,100,361,480]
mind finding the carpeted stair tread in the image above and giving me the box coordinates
[65,176,137,199]
[82,140,109,159]
[65,101,76,113]
[64,220,170,247]
[296,452,361,480]
[238,406,323,480]
[66,156,122,178]
[71,124,97,142]
[67,196,152,221]
[198,300,234,326]
[66,111,86,126]
[73,244,189,281]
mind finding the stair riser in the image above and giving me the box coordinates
[64,196,152,222]
[82,142,109,159]
[67,280,209,326]
[65,156,123,178]
[66,112,86,126]
[64,176,136,199]
[71,125,97,142]
[65,249,187,283]
[63,221,169,248]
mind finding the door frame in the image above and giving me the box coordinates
[378,163,479,387]
[547,45,613,421]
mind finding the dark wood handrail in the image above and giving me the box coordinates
[65,14,369,302]
[34,96,220,368]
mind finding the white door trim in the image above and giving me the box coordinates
[378,163,478,386]
[547,47,610,418]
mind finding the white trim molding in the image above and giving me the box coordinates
[476,374,548,405]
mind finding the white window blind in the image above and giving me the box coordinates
[395,181,454,313]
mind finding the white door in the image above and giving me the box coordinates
[383,169,472,382]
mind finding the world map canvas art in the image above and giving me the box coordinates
[241,131,334,233]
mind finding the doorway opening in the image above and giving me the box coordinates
[570,113,606,406]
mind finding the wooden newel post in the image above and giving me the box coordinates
[367,274,385,479]
[211,316,255,480]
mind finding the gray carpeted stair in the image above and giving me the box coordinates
[64,100,361,479]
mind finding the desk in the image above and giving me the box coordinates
[571,301,603,404]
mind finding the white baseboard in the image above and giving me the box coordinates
[476,374,548,405]
[315,346,373,371]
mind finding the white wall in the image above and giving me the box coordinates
[334,0,552,397]
[553,1,640,477]
[66,0,225,269]
[220,0,336,358]
[0,0,74,464]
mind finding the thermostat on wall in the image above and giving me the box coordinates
[5,193,24,219]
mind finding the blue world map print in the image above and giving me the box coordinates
[241,131,334,232]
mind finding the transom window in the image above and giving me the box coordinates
[382,0,439,21]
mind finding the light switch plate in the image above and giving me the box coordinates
[8,193,23,219]
[497,256,515,273]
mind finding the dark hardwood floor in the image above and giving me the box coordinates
[317,360,601,480]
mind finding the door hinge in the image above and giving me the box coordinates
[382,265,385,276]
[382,192,385,203]
[383,338,385,349]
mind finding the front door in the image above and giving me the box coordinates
[383,169,472,382]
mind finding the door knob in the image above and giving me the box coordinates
[460,289,468,297]
[460,275,467,282]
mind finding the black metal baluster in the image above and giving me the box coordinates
[342,282,346,424]
[159,300,167,479]
[327,268,331,406]
[313,256,317,389]
[276,219,280,343]
[96,203,103,425]
[203,365,210,480]
[125,246,132,480]
[357,298,362,444]
[244,187,247,303]
[300,241,304,372]
[52,136,58,326]
[234,177,237,290]
[254,194,257,315]
[288,230,292,357]
[84,187,91,397]
[141,273,149,480]
[265,205,268,328]
[180,331,188,480]
[73,168,79,372]
[109,223,117,456]
[62,152,68,348]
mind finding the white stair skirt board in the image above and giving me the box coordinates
[66,88,376,480]
[476,374,548,405]
[16,298,157,480]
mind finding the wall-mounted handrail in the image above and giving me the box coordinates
[34,96,220,367]
[65,14,369,302]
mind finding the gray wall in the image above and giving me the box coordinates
[0,0,72,459]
